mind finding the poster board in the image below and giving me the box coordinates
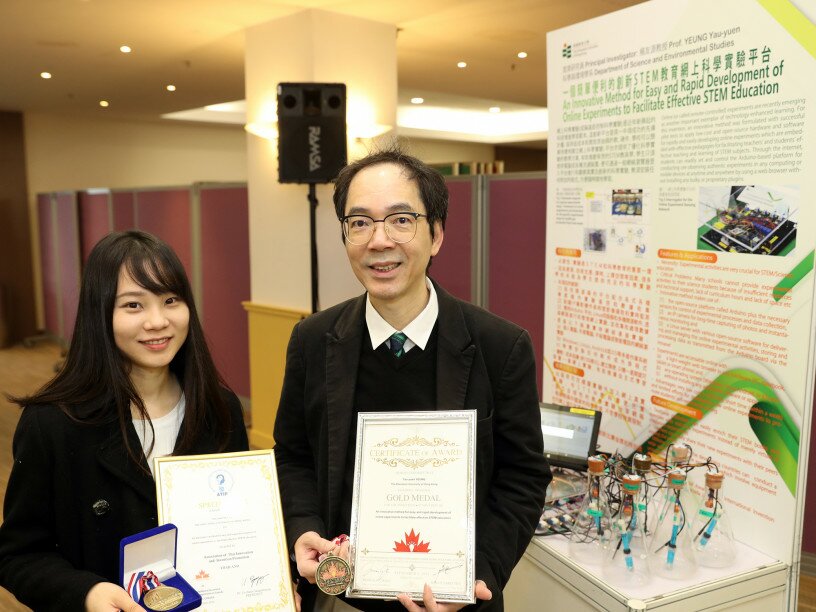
[544,0,816,567]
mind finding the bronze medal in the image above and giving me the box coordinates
[142,585,184,611]
[316,552,352,596]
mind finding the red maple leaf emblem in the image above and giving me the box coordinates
[393,528,431,553]
[195,569,210,580]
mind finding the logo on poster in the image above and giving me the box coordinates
[561,39,598,59]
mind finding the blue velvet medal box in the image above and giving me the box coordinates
[119,523,202,611]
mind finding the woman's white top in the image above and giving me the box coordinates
[133,394,186,477]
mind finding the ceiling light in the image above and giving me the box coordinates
[410,97,424,104]
[99,100,109,108]
[120,45,132,53]
[489,106,501,113]
[457,61,467,69]
[40,72,52,79]
[166,84,176,92]
[517,52,528,59]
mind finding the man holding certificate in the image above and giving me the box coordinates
[274,148,551,611]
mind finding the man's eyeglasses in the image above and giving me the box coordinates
[340,212,426,245]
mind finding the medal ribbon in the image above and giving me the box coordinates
[127,570,162,602]
[318,534,349,562]
[127,571,145,601]
[139,570,161,594]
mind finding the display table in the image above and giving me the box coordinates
[504,536,788,611]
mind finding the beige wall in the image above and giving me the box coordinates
[24,112,248,327]
[398,137,495,164]
[24,112,247,191]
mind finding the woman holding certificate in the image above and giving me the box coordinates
[0,230,249,611]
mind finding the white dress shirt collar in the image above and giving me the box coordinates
[365,278,439,354]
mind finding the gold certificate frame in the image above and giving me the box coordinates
[347,411,476,603]
[155,450,295,611]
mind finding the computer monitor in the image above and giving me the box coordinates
[539,403,602,471]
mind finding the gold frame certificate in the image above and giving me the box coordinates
[348,411,476,603]
[154,450,295,611]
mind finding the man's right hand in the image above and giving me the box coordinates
[294,531,339,584]
[85,582,145,612]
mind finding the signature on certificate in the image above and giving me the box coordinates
[243,574,269,588]
[361,565,391,581]
[435,562,463,579]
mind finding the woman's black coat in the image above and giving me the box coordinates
[0,391,249,611]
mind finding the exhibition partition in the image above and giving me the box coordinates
[431,177,477,305]
[487,173,548,394]
[434,173,548,394]
[37,191,81,344]
[36,183,250,399]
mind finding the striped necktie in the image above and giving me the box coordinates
[389,332,408,358]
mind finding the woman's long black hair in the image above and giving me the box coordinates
[13,230,232,467]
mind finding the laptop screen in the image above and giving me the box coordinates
[540,403,602,470]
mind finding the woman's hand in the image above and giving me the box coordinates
[85,582,146,612]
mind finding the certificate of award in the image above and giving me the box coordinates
[155,450,295,611]
[348,411,476,603]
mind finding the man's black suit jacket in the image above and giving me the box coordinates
[274,281,551,610]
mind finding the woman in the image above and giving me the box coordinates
[0,231,249,611]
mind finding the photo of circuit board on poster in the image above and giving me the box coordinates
[697,185,798,256]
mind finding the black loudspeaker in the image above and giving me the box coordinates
[277,83,347,184]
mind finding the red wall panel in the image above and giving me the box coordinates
[135,190,192,278]
[112,191,136,231]
[431,179,473,303]
[487,177,547,396]
[79,192,111,263]
[199,186,250,398]
[54,193,81,341]
[37,194,59,336]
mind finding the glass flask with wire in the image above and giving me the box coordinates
[631,453,657,543]
[648,443,694,537]
[568,455,612,565]
[649,468,698,579]
[602,473,651,586]
[690,471,736,567]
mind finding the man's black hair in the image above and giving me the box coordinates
[333,146,448,240]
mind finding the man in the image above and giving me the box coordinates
[274,148,550,611]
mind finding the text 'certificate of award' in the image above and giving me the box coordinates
[348,411,475,603]
[155,450,295,611]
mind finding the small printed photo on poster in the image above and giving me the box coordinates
[697,185,799,256]
[584,228,607,252]
[610,226,647,259]
[612,189,643,217]
[585,190,605,214]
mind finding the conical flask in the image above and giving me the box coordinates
[568,455,612,565]
[602,473,650,586]
[667,443,693,468]
[690,471,736,567]
[648,443,693,536]
[631,453,657,543]
[649,469,698,579]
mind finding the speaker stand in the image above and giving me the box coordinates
[307,183,319,313]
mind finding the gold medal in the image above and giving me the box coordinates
[142,585,184,611]
[315,552,352,596]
